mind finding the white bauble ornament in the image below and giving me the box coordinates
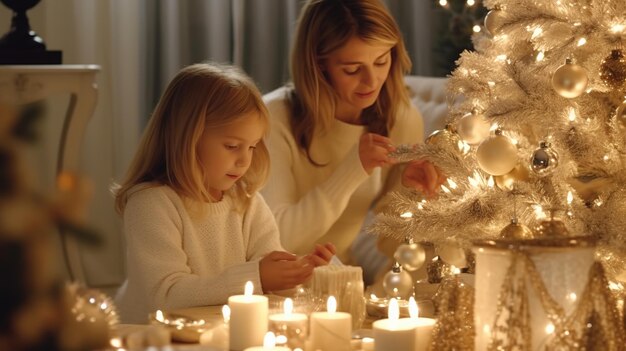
[457,109,491,145]
[530,141,559,176]
[437,244,467,268]
[484,9,505,36]
[382,263,413,299]
[394,242,426,272]
[551,59,589,98]
[476,130,518,176]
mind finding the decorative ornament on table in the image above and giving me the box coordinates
[456,108,491,145]
[394,236,426,272]
[430,276,475,351]
[551,58,589,98]
[530,141,559,176]
[427,256,459,284]
[383,262,414,299]
[484,6,505,37]
[600,49,626,89]
[476,129,518,176]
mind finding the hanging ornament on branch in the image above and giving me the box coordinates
[552,58,589,98]
[600,49,626,90]
[383,262,413,299]
[500,218,535,240]
[394,237,426,272]
[484,7,505,37]
[476,129,518,176]
[425,124,461,149]
[530,141,559,176]
[494,163,530,190]
[457,109,491,145]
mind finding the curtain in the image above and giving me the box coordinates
[0,0,434,291]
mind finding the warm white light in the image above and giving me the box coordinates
[244,281,254,296]
[545,323,555,334]
[408,297,419,318]
[439,0,448,6]
[536,51,545,62]
[531,27,543,39]
[327,296,337,313]
[417,203,424,210]
[401,211,413,219]
[603,155,610,161]
[222,305,231,323]
[451,265,461,274]
[577,38,587,46]
[388,298,400,321]
[468,176,479,188]
[110,337,123,348]
[370,293,378,300]
[263,332,277,348]
[473,25,481,33]
[611,24,626,33]
[533,204,546,219]
[441,185,451,193]
[100,302,108,310]
[276,335,288,345]
[466,0,475,5]
[495,54,508,62]
[487,81,495,87]
[156,310,165,322]
[284,298,294,315]
[447,178,458,189]
[567,191,573,204]
[568,107,577,121]
[487,176,495,188]
[483,324,491,335]
[567,292,577,302]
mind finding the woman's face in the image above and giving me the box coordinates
[322,36,394,118]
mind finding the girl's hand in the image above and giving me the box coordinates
[259,251,314,292]
[402,159,446,198]
[359,133,396,174]
[304,242,336,267]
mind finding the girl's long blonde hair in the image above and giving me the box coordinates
[114,63,270,213]
[290,0,412,164]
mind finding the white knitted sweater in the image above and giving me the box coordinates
[115,184,282,323]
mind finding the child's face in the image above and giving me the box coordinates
[322,35,393,115]
[197,111,265,200]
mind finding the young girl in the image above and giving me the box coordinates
[114,63,334,323]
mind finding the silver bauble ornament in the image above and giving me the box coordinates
[383,262,413,299]
[600,49,626,89]
[615,100,626,129]
[551,58,589,99]
[456,109,491,145]
[476,130,518,176]
[484,8,505,36]
[394,242,426,271]
[499,218,534,239]
[530,141,559,176]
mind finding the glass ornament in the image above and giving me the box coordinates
[552,58,589,98]
[484,8,505,36]
[499,218,534,239]
[382,262,413,299]
[600,49,626,89]
[456,109,491,145]
[476,130,518,176]
[394,241,426,272]
[530,141,559,176]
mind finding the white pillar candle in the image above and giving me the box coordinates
[310,296,352,351]
[243,332,291,351]
[268,298,308,349]
[401,297,436,350]
[229,281,269,350]
[373,298,416,351]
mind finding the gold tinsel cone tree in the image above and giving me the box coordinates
[372,0,626,278]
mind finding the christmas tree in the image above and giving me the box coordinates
[373,0,626,278]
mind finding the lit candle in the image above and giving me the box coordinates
[229,281,269,350]
[199,305,229,349]
[372,298,416,351]
[243,332,291,351]
[268,298,308,349]
[310,296,352,351]
[401,297,436,350]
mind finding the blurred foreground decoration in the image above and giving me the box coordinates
[0,102,112,351]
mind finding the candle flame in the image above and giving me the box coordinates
[222,305,230,323]
[388,298,399,321]
[284,298,294,315]
[327,296,337,313]
[408,297,419,319]
[244,281,253,296]
[263,332,276,348]
[109,337,122,348]
[156,310,165,322]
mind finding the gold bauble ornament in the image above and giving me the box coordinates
[552,58,589,98]
[456,109,491,145]
[600,49,626,89]
[425,124,461,148]
[476,130,518,176]
[484,8,505,36]
[500,218,535,239]
[494,163,530,190]
[534,215,569,237]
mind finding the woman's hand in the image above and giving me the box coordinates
[359,133,396,174]
[304,242,336,267]
[259,251,314,292]
[402,159,446,198]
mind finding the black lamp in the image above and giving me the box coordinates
[0,0,62,64]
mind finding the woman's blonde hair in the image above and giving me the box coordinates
[114,63,270,213]
[290,0,412,164]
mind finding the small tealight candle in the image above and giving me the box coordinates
[243,332,291,351]
[229,281,269,350]
[268,298,308,349]
[402,297,436,350]
[310,296,352,351]
[199,305,230,349]
[372,298,416,351]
